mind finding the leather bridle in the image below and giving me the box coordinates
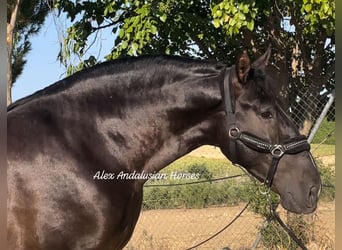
[222,67,311,187]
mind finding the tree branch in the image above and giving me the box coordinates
[91,20,117,31]
[265,1,287,52]
[7,0,21,105]
[289,5,311,72]
[91,11,136,32]
[303,29,329,93]
[312,30,327,70]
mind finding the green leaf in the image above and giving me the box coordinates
[242,5,249,14]
[224,2,230,11]
[229,18,236,26]
[121,40,128,49]
[160,13,167,22]
[246,21,254,31]
[128,47,135,56]
[237,12,246,21]
[211,4,218,13]
[119,29,125,38]
[132,42,139,51]
[151,24,157,34]
[104,5,114,16]
[322,2,329,14]
[304,3,312,12]
[213,19,221,28]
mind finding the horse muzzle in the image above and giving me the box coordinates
[280,180,321,214]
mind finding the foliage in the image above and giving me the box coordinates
[143,178,248,210]
[142,154,334,210]
[158,155,243,176]
[241,180,280,218]
[211,0,257,35]
[260,216,311,250]
[54,0,335,131]
[7,0,51,85]
[143,162,248,210]
[301,0,335,36]
[188,163,213,180]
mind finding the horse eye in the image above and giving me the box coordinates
[260,111,273,119]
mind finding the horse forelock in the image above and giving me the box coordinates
[248,69,275,97]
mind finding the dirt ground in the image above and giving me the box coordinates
[318,155,335,168]
[125,201,335,250]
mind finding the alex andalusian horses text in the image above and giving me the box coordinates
[7,48,321,249]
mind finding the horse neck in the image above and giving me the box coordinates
[88,68,225,175]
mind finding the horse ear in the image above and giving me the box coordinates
[236,50,251,84]
[251,46,271,70]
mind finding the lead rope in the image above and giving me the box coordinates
[185,201,250,250]
[239,164,309,250]
[269,203,309,250]
[262,182,309,250]
[184,170,309,249]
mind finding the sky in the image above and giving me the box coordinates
[12,13,113,102]
[12,14,63,101]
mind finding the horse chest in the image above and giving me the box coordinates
[7,156,143,249]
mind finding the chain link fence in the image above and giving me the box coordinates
[125,90,335,250]
[289,89,335,144]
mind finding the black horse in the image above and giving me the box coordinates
[7,48,321,249]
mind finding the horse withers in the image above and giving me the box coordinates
[7,48,321,249]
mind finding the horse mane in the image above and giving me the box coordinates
[8,55,224,112]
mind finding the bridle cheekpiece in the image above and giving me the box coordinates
[222,67,311,187]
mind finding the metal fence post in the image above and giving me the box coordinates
[307,90,335,143]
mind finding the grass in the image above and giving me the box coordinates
[311,119,335,145]
[311,144,335,157]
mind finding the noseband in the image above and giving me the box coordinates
[222,67,311,187]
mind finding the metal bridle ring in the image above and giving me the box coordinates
[228,127,240,139]
[271,145,285,158]
[258,183,271,195]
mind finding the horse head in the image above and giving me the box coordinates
[218,48,321,214]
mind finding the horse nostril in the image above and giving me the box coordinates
[308,186,318,208]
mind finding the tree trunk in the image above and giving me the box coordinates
[7,0,21,106]
[7,60,12,106]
